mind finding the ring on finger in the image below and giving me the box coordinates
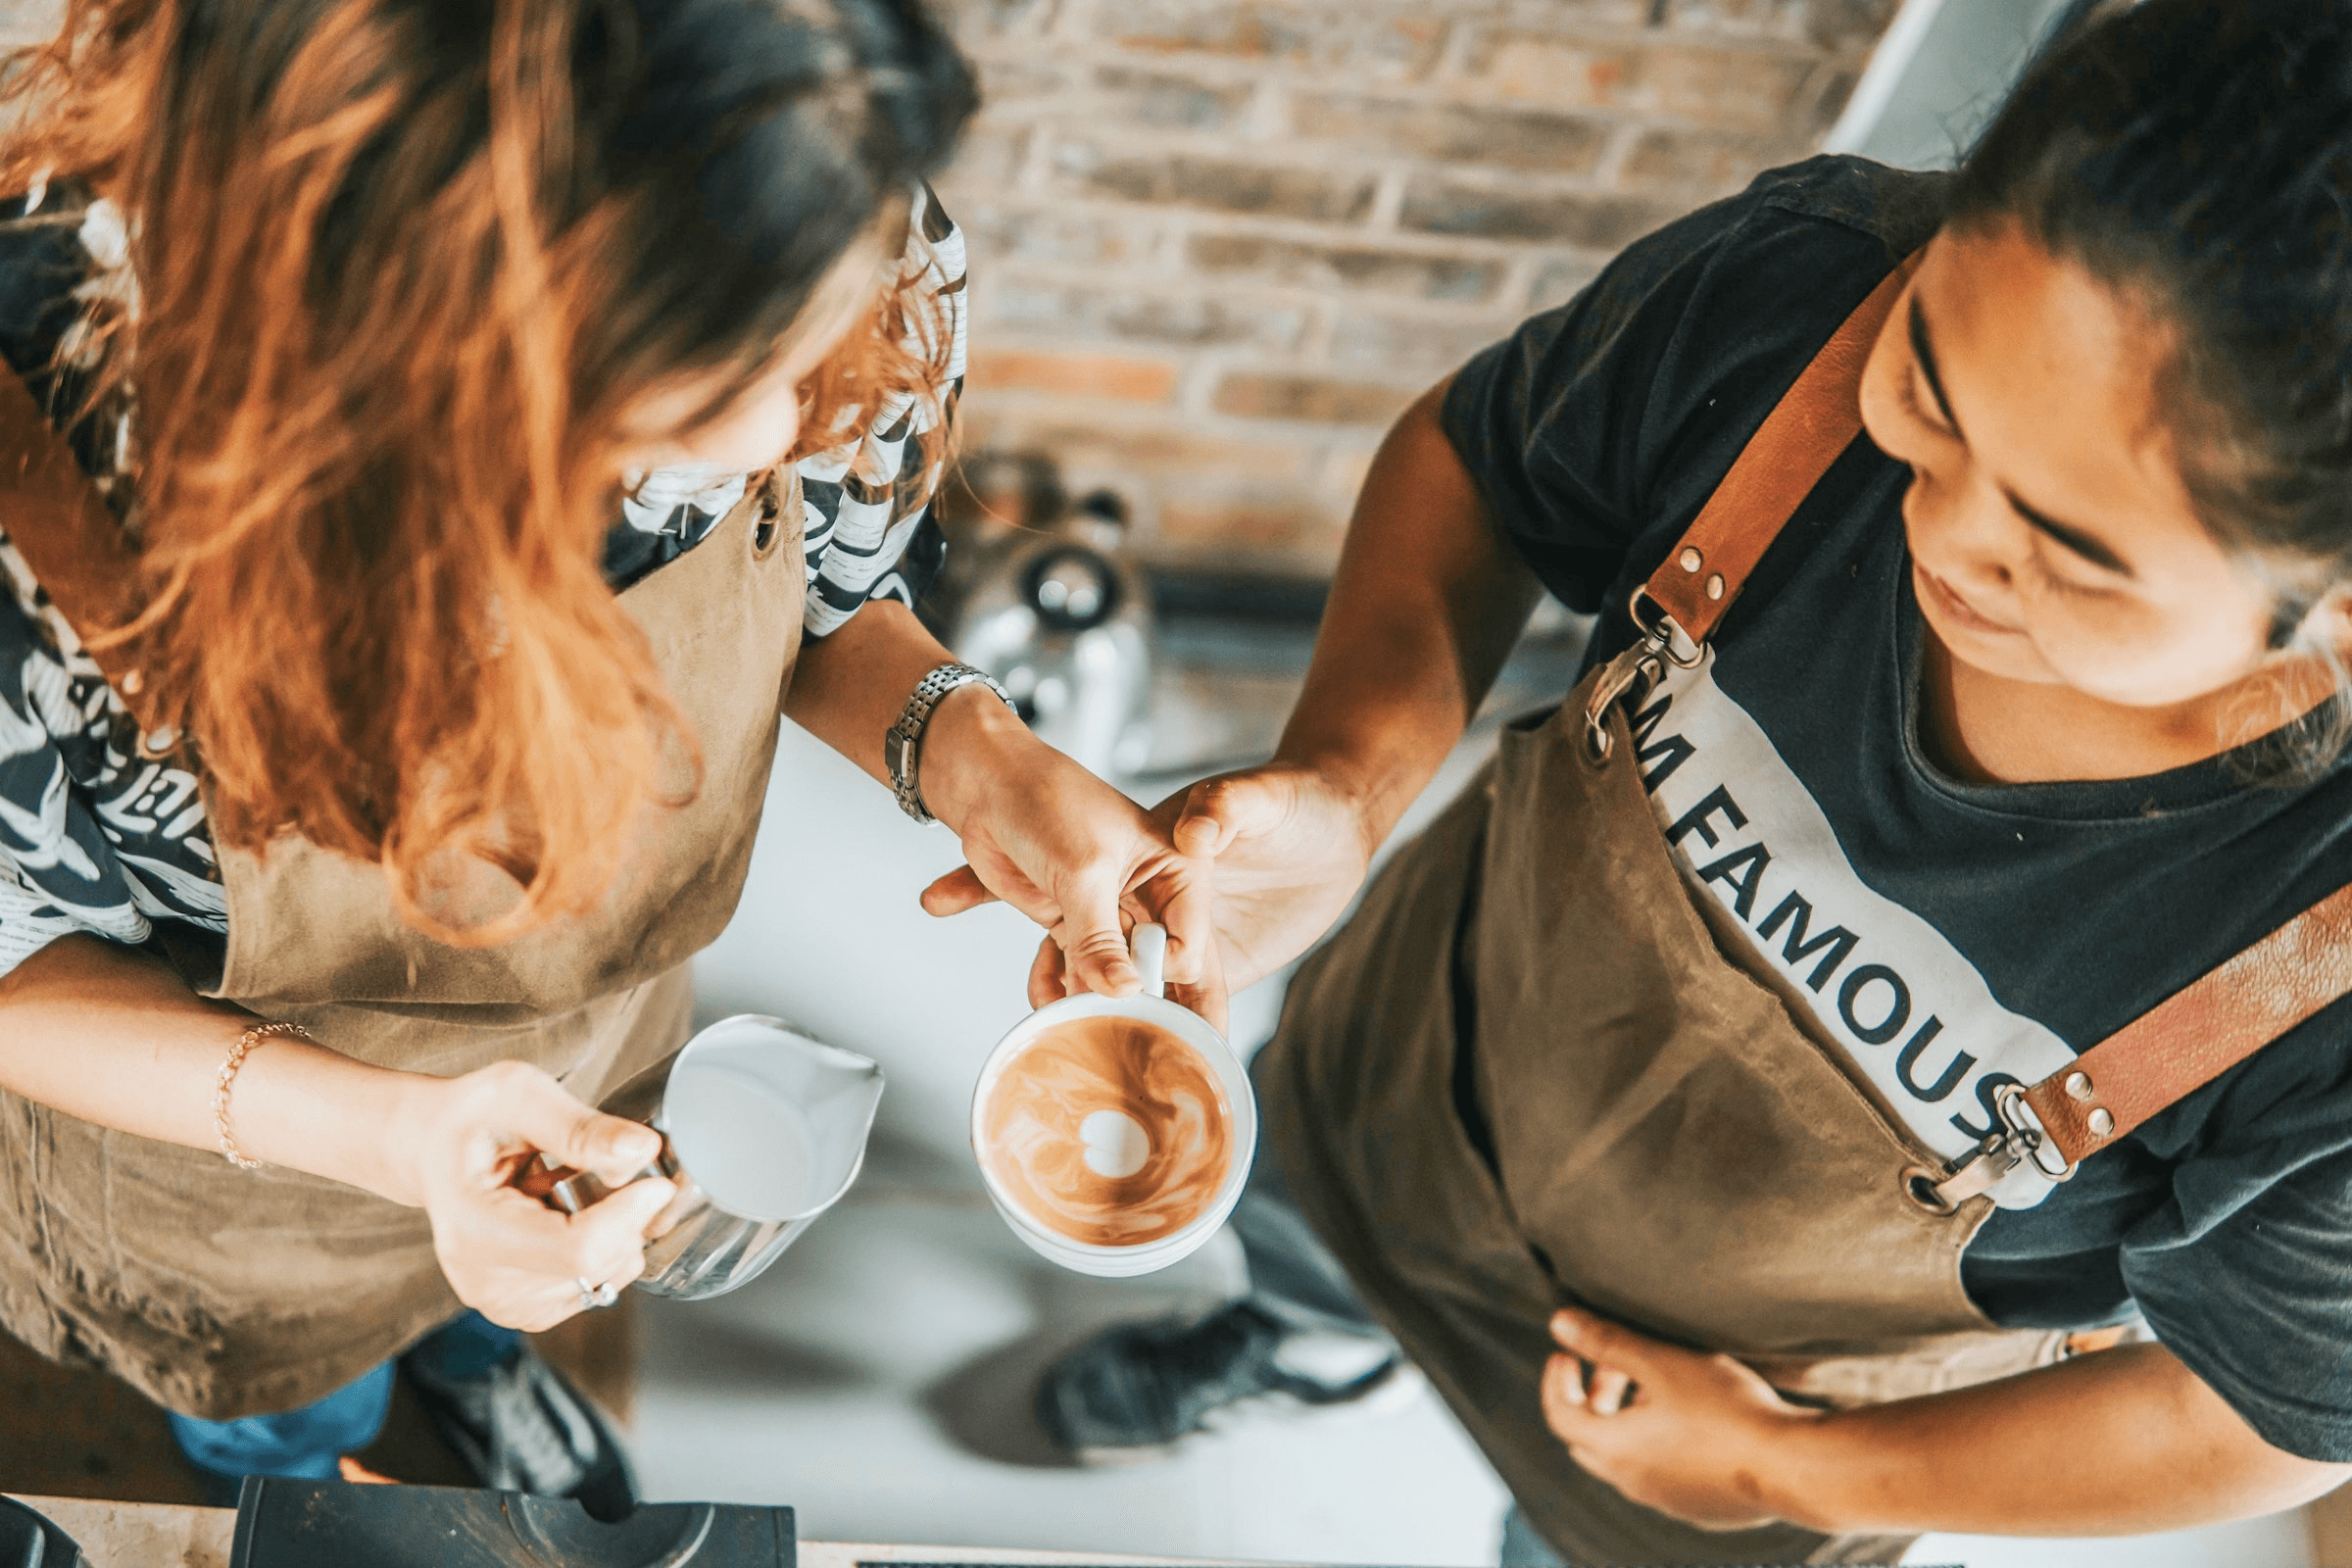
[575,1275,620,1311]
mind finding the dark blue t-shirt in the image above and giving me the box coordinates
[1445,155,2352,1461]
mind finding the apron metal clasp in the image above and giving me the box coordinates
[1581,589,1701,764]
[1906,1083,2074,1213]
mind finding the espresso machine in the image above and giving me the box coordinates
[927,456,1155,783]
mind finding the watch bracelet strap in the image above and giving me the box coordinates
[889,662,1012,824]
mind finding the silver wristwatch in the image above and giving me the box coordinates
[886,662,1015,824]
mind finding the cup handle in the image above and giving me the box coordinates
[1131,923,1167,1000]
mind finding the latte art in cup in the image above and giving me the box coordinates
[977,1015,1232,1246]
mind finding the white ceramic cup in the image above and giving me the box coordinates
[970,924,1255,1277]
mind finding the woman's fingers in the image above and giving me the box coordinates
[1542,1352,1587,1430]
[1549,1307,1661,1378]
[1028,933,1070,1008]
[485,1061,662,1188]
[1170,770,1291,858]
[920,863,998,917]
[1057,872,1143,997]
[569,1176,676,1277]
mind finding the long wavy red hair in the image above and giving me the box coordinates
[0,0,970,943]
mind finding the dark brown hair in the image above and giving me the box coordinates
[1951,0,2352,775]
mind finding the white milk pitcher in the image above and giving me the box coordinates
[548,1015,884,1300]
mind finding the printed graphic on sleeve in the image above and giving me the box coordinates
[1634,652,2075,1207]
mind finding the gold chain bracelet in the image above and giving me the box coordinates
[214,1020,313,1171]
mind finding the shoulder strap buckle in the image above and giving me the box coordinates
[1908,1083,2072,1214]
[1581,587,1698,764]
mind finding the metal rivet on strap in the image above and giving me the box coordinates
[120,667,144,697]
[2087,1107,2116,1138]
[1705,573,1725,601]
[1678,547,1702,572]
[2064,1070,2093,1102]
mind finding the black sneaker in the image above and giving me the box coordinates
[401,1343,636,1516]
[1034,1300,1418,1463]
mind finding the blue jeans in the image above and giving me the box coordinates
[167,1310,520,1482]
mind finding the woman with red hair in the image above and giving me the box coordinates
[0,0,1206,1500]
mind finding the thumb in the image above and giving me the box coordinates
[510,1072,662,1187]
[1549,1308,1653,1373]
[1172,770,1293,858]
[920,863,999,917]
[592,1169,681,1241]
[1059,876,1141,998]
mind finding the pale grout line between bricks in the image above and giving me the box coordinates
[1591,122,1645,190]
[1028,203,1626,268]
[1365,172,1407,234]
[1294,297,1339,365]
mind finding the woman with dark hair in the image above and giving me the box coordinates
[1025,1,2352,1559]
[0,0,1209,1499]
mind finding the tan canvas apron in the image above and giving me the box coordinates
[0,431,807,1420]
[1255,265,2119,1566]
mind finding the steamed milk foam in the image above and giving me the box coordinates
[978,1015,1232,1246]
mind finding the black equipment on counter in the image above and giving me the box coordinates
[228,1477,794,1568]
[0,1496,88,1568]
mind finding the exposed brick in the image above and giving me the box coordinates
[1094,66,1256,131]
[968,58,1074,116]
[1802,65,1863,137]
[932,0,1896,569]
[934,125,1032,197]
[1398,177,1673,249]
[983,278,1308,351]
[1156,495,1347,555]
[1666,0,1896,49]
[1325,314,1501,377]
[1622,125,1782,192]
[968,350,1181,403]
[1460,28,1818,135]
[956,204,1153,270]
[1211,372,1417,425]
[1530,258,1600,311]
[1053,141,1378,222]
[1318,445,1381,514]
[1186,233,1503,303]
[968,419,1319,484]
[1103,2,1448,82]
[1288,95,1608,174]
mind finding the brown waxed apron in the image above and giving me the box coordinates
[1255,265,2061,1567]
[0,459,806,1420]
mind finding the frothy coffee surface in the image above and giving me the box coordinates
[979,1016,1230,1247]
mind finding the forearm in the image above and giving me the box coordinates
[782,595,1031,834]
[1276,378,1544,850]
[0,934,432,1203]
[1763,1345,2348,1536]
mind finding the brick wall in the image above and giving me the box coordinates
[935,0,1897,575]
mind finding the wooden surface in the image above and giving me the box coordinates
[8,1495,233,1568]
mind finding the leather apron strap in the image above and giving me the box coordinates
[2020,884,2352,1165]
[1580,247,2352,1203]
